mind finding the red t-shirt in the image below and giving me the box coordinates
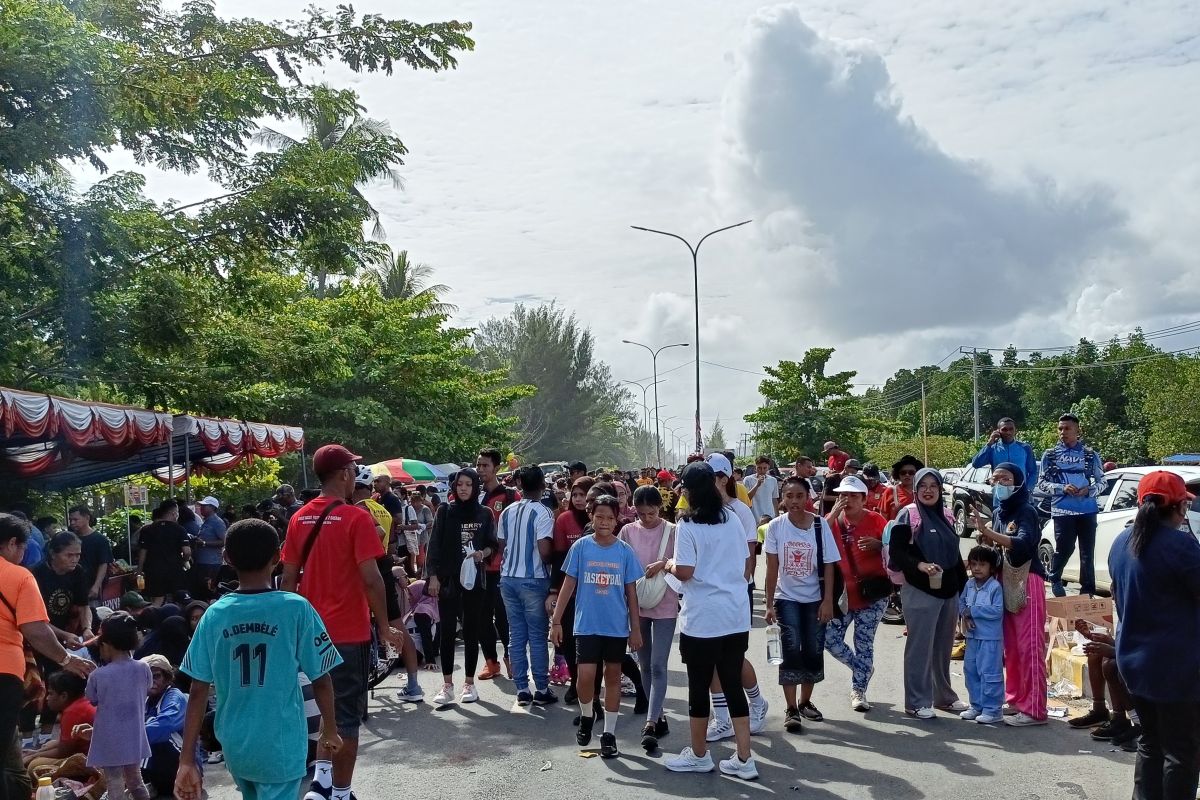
[552,511,586,554]
[282,496,385,644]
[865,485,896,519]
[58,696,96,755]
[825,510,889,611]
[827,452,849,473]
[481,485,520,572]
[894,486,915,514]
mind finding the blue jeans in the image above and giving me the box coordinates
[500,577,550,692]
[1051,514,1098,595]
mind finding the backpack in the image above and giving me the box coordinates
[882,503,954,584]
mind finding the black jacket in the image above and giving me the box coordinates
[888,518,967,600]
[425,502,497,587]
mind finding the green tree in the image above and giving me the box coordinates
[1129,355,1200,460]
[365,249,457,316]
[705,418,728,451]
[472,304,637,467]
[866,436,976,471]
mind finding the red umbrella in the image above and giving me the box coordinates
[368,459,414,484]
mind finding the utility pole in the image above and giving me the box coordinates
[960,346,980,441]
[921,381,930,464]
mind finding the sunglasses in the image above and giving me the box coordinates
[899,470,917,477]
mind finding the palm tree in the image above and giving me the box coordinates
[368,249,457,316]
[252,85,405,296]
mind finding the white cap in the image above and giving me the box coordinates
[198,496,220,508]
[833,475,869,494]
[705,452,733,476]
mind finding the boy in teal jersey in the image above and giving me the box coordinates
[175,519,342,800]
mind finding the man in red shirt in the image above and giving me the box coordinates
[282,445,401,800]
[862,463,897,520]
[823,441,851,475]
[474,448,520,680]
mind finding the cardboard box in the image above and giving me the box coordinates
[1045,596,1114,625]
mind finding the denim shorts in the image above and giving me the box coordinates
[775,598,827,686]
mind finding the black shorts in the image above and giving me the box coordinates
[575,634,627,665]
[332,642,370,736]
[377,557,401,621]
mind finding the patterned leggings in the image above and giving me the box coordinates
[824,597,888,693]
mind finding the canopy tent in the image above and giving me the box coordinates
[0,386,304,491]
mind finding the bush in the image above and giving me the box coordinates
[866,436,976,471]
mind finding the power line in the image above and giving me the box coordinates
[967,319,1200,354]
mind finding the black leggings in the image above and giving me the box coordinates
[480,573,509,662]
[438,587,487,679]
[680,631,749,719]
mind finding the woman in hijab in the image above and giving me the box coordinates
[425,468,499,706]
[973,462,1048,726]
[888,468,968,719]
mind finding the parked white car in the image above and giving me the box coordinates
[1038,466,1200,594]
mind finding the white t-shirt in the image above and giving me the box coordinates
[726,499,758,545]
[743,474,779,520]
[764,514,841,603]
[674,513,753,638]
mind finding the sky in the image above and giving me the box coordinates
[87,1,1200,460]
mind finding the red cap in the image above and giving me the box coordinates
[1137,471,1196,505]
[312,444,361,476]
[656,469,674,483]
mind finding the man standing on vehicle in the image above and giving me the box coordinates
[972,417,1039,492]
[283,444,401,800]
[1038,414,1107,598]
[823,441,851,475]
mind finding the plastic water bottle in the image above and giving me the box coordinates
[766,623,783,665]
[36,776,54,800]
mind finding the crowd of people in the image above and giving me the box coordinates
[1,410,1197,799]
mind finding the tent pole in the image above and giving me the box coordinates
[185,436,192,503]
[168,426,175,501]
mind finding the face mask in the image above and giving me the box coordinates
[993,484,1020,502]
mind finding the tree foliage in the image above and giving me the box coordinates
[866,436,976,472]
[705,418,727,451]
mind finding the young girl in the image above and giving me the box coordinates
[551,494,643,759]
[85,612,153,800]
[959,546,1004,724]
[550,476,595,703]
[763,476,841,734]
[618,486,678,753]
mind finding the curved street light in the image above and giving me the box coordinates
[622,341,689,467]
[617,378,665,463]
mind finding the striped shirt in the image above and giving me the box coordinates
[497,499,554,579]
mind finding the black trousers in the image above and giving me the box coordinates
[480,572,509,662]
[142,742,181,793]
[0,675,30,800]
[1131,696,1200,800]
[679,631,749,719]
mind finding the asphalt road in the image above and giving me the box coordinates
[201,561,1133,800]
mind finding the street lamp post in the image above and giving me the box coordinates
[618,378,665,464]
[622,340,689,467]
[631,220,752,452]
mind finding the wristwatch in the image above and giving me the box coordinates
[58,652,72,668]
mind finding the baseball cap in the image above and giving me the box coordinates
[312,443,361,476]
[705,452,733,476]
[845,458,861,470]
[822,441,838,453]
[198,496,220,508]
[119,590,149,609]
[1137,471,1196,505]
[834,475,869,494]
[568,461,587,473]
[140,654,174,676]
[656,469,675,483]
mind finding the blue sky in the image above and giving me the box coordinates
[89,1,1200,457]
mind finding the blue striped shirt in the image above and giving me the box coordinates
[497,499,554,579]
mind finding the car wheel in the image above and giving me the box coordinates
[1038,539,1055,578]
[953,503,967,537]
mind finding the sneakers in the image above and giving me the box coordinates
[784,707,804,734]
[1092,719,1129,741]
[850,690,871,713]
[640,722,659,752]
[577,715,595,747]
[460,683,479,703]
[1069,708,1111,729]
[909,707,935,720]
[654,716,670,738]
[432,683,455,706]
[1113,724,1141,750]
[397,685,425,703]
[881,600,905,625]
[706,716,734,742]
[206,750,225,764]
[798,701,823,722]
[599,732,619,759]
[516,690,534,706]
[564,685,578,705]
[533,689,558,706]
[936,700,970,713]
[749,699,769,734]
[719,754,759,781]
[665,747,715,773]
[302,782,331,800]
[976,713,1004,725]
[960,708,980,721]
[478,660,503,680]
[1002,703,1019,716]
[1005,712,1047,727]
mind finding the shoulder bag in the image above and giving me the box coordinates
[297,500,344,578]
[1001,548,1030,613]
[635,522,675,609]
[837,514,893,604]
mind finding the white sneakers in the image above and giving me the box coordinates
[960,708,980,721]
[976,713,1004,724]
[719,754,759,781]
[1005,712,1047,727]
[749,699,769,734]
[850,690,871,712]
[432,683,455,705]
[461,683,479,703]
[665,747,715,773]
[912,707,935,720]
[940,700,970,713]
[705,716,734,742]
